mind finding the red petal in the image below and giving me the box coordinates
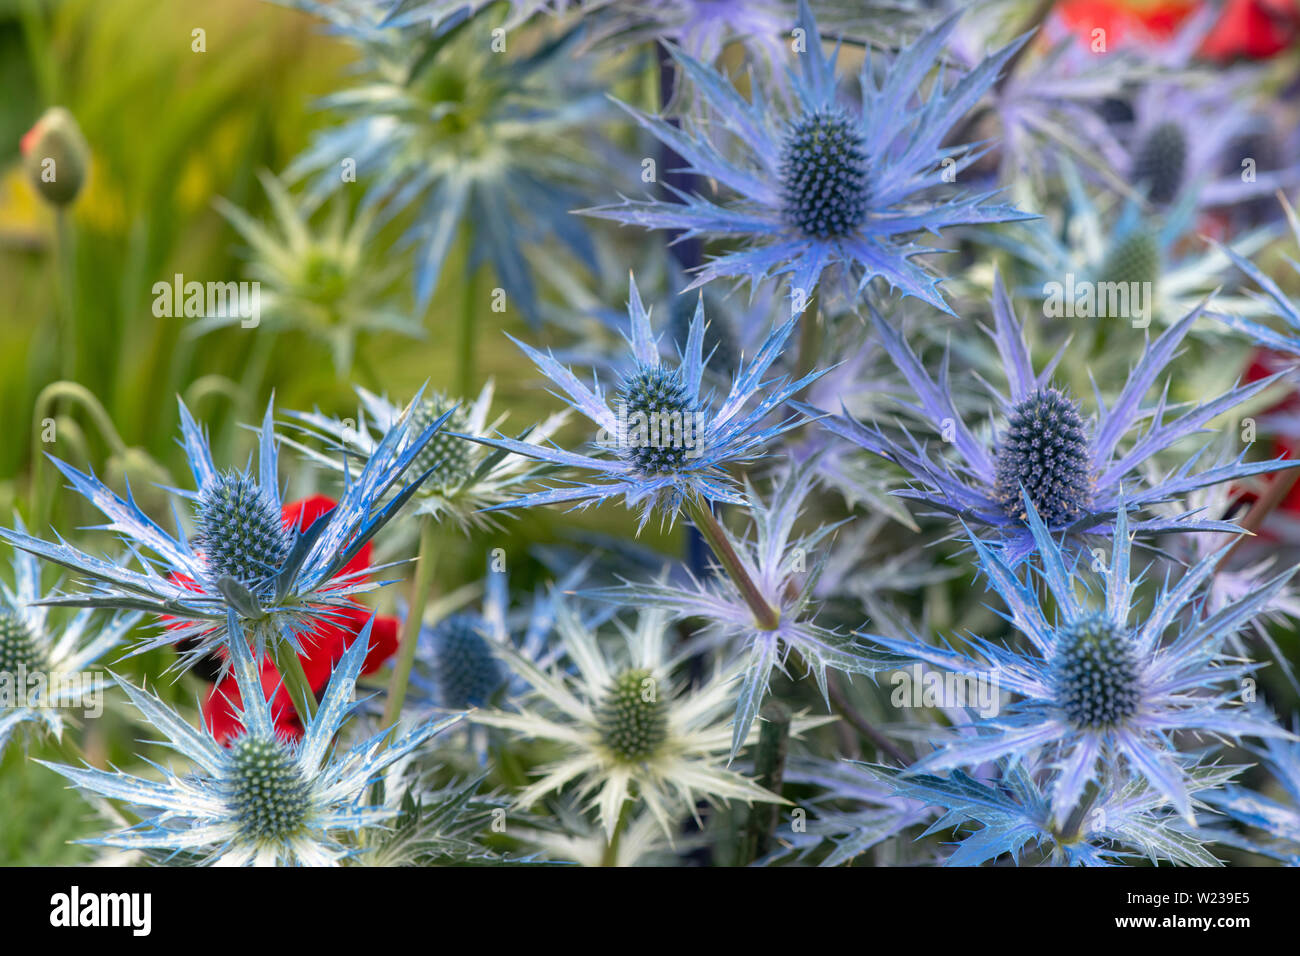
[202,656,303,746]
[281,495,373,578]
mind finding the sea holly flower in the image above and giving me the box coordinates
[409,556,590,714]
[804,275,1295,563]
[993,160,1275,331]
[0,396,447,673]
[862,499,1295,826]
[284,381,567,534]
[863,758,1239,867]
[197,495,403,745]
[469,275,822,530]
[283,0,618,320]
[41,613,464,866]
[209,170,422,374]
[945,12,1138,196]
[598,461,901,757]
[583,0,1035,314]
[473,602,805,839]
[0,524,140,755]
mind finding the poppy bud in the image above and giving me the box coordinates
[20,107,90,207]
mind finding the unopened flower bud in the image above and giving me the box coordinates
[21,107,90,207]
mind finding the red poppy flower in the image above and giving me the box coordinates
[166,494,400,745]
[1200,0,1299,62]
[1055,0,1200,47]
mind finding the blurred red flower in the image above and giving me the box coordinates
[1056,0,1297,58]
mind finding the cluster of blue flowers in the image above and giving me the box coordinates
[8,0,1300,867]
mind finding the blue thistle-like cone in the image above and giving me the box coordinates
[429,614,505,710]
[0,610,44,674]
[1053,614,1141,729]
[408,395,473,489]
[194,473,292,591]
[228,734,311,841]
[779,107,871,239]
[1096,97,1135,126]
[1132,122,1187,205]
[1101,230,1160,290]
[597,668,668,762]
[617,365,697,475]
[994,388,1093,527]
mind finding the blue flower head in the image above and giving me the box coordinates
[0,395,449,673]
[807,274,1297,563]
[410,555,586,715]
[864,499,1295,826]
[994,160,1278,330]
[0,523,140,755]
[41,612,463,866]
[584,0,1035,314]
[284,0,619,322]
[469,275,822,529]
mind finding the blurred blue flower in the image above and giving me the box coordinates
[583,0,1034,314]
[283,0,619,322]
[597,460,903,757]
[0,524,139,755]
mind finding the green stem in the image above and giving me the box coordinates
[796,288,822,383]
[687,497,779,631]
[743,701,791,863]
[456,267,479,398]
[382,517,439,734]
[55,210,78,380]
[29,381,131,530]
[600,801,632,867]
[274,640,318,723]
